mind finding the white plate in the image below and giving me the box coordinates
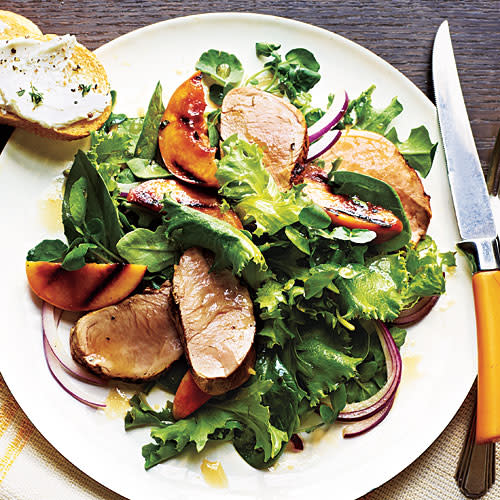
[0,13,477,500]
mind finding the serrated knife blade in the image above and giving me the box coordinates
[433,21,496,240]
[433,20,500,445]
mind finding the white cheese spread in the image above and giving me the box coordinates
[0,21,9,34]
[0,35,110,128]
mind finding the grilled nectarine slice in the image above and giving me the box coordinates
[173,370,212,420]
[26,262,147,311]
[299,166,403,243]
[158,72,218,188]
[127,178,242,229]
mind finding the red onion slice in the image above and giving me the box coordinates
[43,335,107,408]
[338,321,401,422]
[42,302,106,385]
[342,394,395,438]
[392,295,439,326]
[306,129,342,162]
[308,90,349,143]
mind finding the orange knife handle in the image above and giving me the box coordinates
[473,270,500,443]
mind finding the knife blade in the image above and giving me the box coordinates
[433,20,500,444]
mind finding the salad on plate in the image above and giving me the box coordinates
[24,41,455,471]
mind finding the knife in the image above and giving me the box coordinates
[433,20,500,444]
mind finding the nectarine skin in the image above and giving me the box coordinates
[173,370,212,420]
[26,261,147,311]
[158,72,218,188]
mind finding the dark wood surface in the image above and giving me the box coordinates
[1,0,500,167]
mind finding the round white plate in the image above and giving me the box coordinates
[0,13,476,500]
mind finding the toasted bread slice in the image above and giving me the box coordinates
[0,11,111,140]
[0,10,42,37]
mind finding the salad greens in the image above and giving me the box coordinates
[26,41,456,471]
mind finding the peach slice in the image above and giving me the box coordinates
[158,72,218,188]
[173,370,212,420]
[26,261,146,311]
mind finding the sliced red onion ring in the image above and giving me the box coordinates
[306,129,342,162]
[42,302,106,385]
[391,295,439,326]
[342,394,395,438]
[43,335,107,408]
[308,90,349,143]
[338,321,401,422]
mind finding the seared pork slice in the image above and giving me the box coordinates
[70,283,182,381]
[220,87,308,190]
[319,129,431,243]
[172,247,255,395]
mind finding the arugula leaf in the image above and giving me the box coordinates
[134,81,164,160]
[162,197,270,288]
[196,49,244,87]
[329,170,411,252]
[385,126,438,178]
[26,239,68,262]
[61,243,96,271]
[116,225,177,272]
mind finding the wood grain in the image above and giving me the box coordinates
[1,0,499,166]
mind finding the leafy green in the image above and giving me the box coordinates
[62,151,124,263]
[217,135,313,236]
[116,225,177,272]
[249,43,321,101]
[206,109,221,147]
[385,126,438,178]
[196,49,244,87]
[141,379,287,469]
[26,239,68,262]
[336,254,408,321]
[134,81,164,160]
[126,158,170,179]
[161,197,270,288]
[125,395,174,430]
[341,85,437,177]
[329,170,411,252]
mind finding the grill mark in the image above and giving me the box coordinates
[172,161,203,184]
[325,207,392,228]
[46,265,66,285]
[83,264,128,306]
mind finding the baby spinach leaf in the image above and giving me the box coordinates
[61,243,96,271]
[116,225,177,272]
[126,158,170,179]
[329,170,411,252]
[134,81,164,160]
[68,177,87,227]
[196,49,244,87]
[26,239,68,262]
[63,151,123,253]
[162,197,270,288]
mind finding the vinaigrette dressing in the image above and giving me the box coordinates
[200,459,228,488]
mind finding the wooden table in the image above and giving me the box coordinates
[0,1,498,499]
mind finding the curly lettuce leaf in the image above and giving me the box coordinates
[141,379,287,469]
[336,254,408,321]
[217,135,308,236]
